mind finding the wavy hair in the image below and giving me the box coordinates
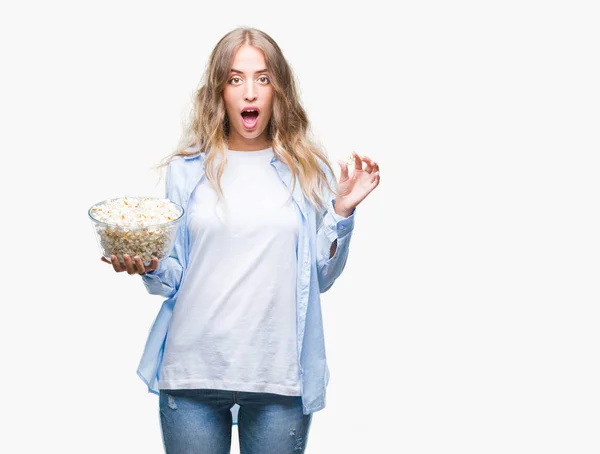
[154,26,337,213]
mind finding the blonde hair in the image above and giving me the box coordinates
[155,26,337,213]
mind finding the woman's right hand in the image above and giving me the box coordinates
[101,254,159,275]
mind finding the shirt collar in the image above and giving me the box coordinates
[182,149,306,219]
[183,151,278,165]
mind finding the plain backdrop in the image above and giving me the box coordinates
[2,1,599,453]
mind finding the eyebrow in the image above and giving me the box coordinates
[230,68,269,74]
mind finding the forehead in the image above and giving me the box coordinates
[230,45,267,72]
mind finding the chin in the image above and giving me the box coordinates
[239,126,267,138]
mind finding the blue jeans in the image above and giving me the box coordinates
[159,389,313,453]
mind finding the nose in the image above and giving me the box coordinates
[244,81,258,102]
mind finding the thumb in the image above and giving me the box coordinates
[338,160,349,183]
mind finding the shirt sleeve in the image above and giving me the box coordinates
[139,160,184,298]
[329,198,355,223]
[140,256,182,298]
[315,167,356,293]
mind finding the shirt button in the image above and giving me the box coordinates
[340,226,345,230]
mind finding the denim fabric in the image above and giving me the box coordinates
[138,147,356,424]
[159,389,312,454]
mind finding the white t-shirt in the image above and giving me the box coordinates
[158,147,302,396]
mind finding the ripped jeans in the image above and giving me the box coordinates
[159,389,313,454]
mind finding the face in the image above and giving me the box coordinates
[223,45,274,151]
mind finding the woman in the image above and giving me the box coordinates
[102,27,380,454]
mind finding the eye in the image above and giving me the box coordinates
[228,75,270,85]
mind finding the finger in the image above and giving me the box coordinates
[133,256,146,275]
[338,160,349,182]
[370,159,379,173]
[111,254,125,272]
[101,256,110,264]
[147,256,159,272]
[353,151,363,172]
[123,254,137,275]
[371,171,380,184]
[361,155,373,173]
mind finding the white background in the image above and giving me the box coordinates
[2,0,599,453]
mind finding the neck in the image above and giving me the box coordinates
[226,132,271,152]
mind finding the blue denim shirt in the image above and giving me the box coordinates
[137,149,355,424]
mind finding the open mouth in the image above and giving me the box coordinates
[241,109,260,129]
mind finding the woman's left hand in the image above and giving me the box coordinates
[334,152,381,216]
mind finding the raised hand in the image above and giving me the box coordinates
[334,152,380,216]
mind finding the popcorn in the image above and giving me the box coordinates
[344,153,357,174]
[89,196,184,266]
[90,196,180,226]
[345,153,356,168]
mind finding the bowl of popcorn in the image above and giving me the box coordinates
[88,196,184,267]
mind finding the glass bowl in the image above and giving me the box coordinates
[88,196,184,267]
